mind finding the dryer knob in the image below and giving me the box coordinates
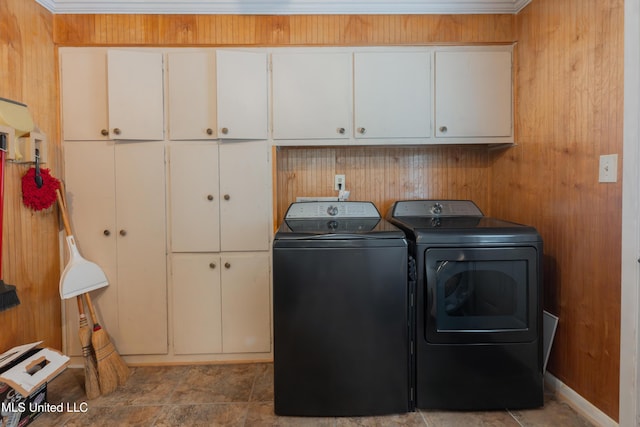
[431,203,443,215]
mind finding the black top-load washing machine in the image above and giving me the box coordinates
[273,201,411,416]
[388,200,543,410]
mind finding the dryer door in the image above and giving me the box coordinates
[424,246,540,344]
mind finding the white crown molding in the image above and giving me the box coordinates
[35,0,532,15]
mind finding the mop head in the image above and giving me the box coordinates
[0,279,20,312]
[21,167,60,211]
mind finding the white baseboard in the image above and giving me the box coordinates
[545,372,618,427]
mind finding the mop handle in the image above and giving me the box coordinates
[55,189,73,237]
[0,135,6,278]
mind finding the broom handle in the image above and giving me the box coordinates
[84,292,100,327]
[77,294,86,317]
[56,189,73,237]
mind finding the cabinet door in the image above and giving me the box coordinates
[217,50,268,139]
[169,143,220,252]
[114,142,168,354]
[59,50,109,141]
[107,50,165,140]
[219,141,271,252]
[168,51,217,140]
[172,253,222,354]
[272,52,352,139]
[434,49,512,138]
[221,252,271,353]
[354,52,431,139]
[63,141,118,357]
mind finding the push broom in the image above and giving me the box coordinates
[56,188,129,394]
[56,188,100,399]
[84,292,130,394]
[77,295,101,399]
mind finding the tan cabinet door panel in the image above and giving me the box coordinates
[168,51,217,140]
[60,49,109,141]
[272,52,352,139]
[354,51,431,139]
[62,141,118,357]
[221,252,271,353]
[172,253,223,354]
[108,50,165,140]
[169,143,220,252]
[114,142,168,355]
[435,49,512,138]
[219,141,271,252]
[216,50,269,140]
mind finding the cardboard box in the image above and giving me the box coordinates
[0,342,69,427]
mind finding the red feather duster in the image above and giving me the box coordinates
[21,167,60,211]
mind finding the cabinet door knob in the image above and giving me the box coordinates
[224,194,230,201]
[119,229,127,236]
[337,127,346,134]
[357,127,366,134]
[221,127,229,135]
[103,229,111,236]
[224,262,231,269]
[209,262,216,269]
[101,129,109,136]
[439,126,448,134]
[206,128,214,135]
[207,194,214,201]
[113,128,122,135]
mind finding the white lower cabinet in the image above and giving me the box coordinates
[63,141,168,356]
[172,252,271,355]
[220,252,271,353]
[172,253,222,354]
[169,140,272,356]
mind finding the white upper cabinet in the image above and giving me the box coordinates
[354,51,431,139]
[168,51,217,140]
[272,52,352,140]
[60,50,109,141]
[434,48,513,139]
[107,50,165,140]
[216,50,269,139]
[60,49,165,141]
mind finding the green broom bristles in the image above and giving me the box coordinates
[0,280,20,312]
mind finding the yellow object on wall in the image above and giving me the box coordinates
[0,97,34,137]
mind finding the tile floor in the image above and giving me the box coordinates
[29,363,595,426]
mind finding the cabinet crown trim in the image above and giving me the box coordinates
[36,0,531,15]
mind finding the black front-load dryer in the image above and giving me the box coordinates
[273,201,410,416]
[388,200,543,410]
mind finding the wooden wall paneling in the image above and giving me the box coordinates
[276,146,490,222]
[0,0,61,352]
[53,14,515,46]
[490,0,623,419]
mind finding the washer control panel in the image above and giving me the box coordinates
[285,201,381,219]
[391,200,483,217]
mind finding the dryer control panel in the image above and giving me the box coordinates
[391,200,483,217]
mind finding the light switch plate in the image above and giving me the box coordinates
[599,154,618,183]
